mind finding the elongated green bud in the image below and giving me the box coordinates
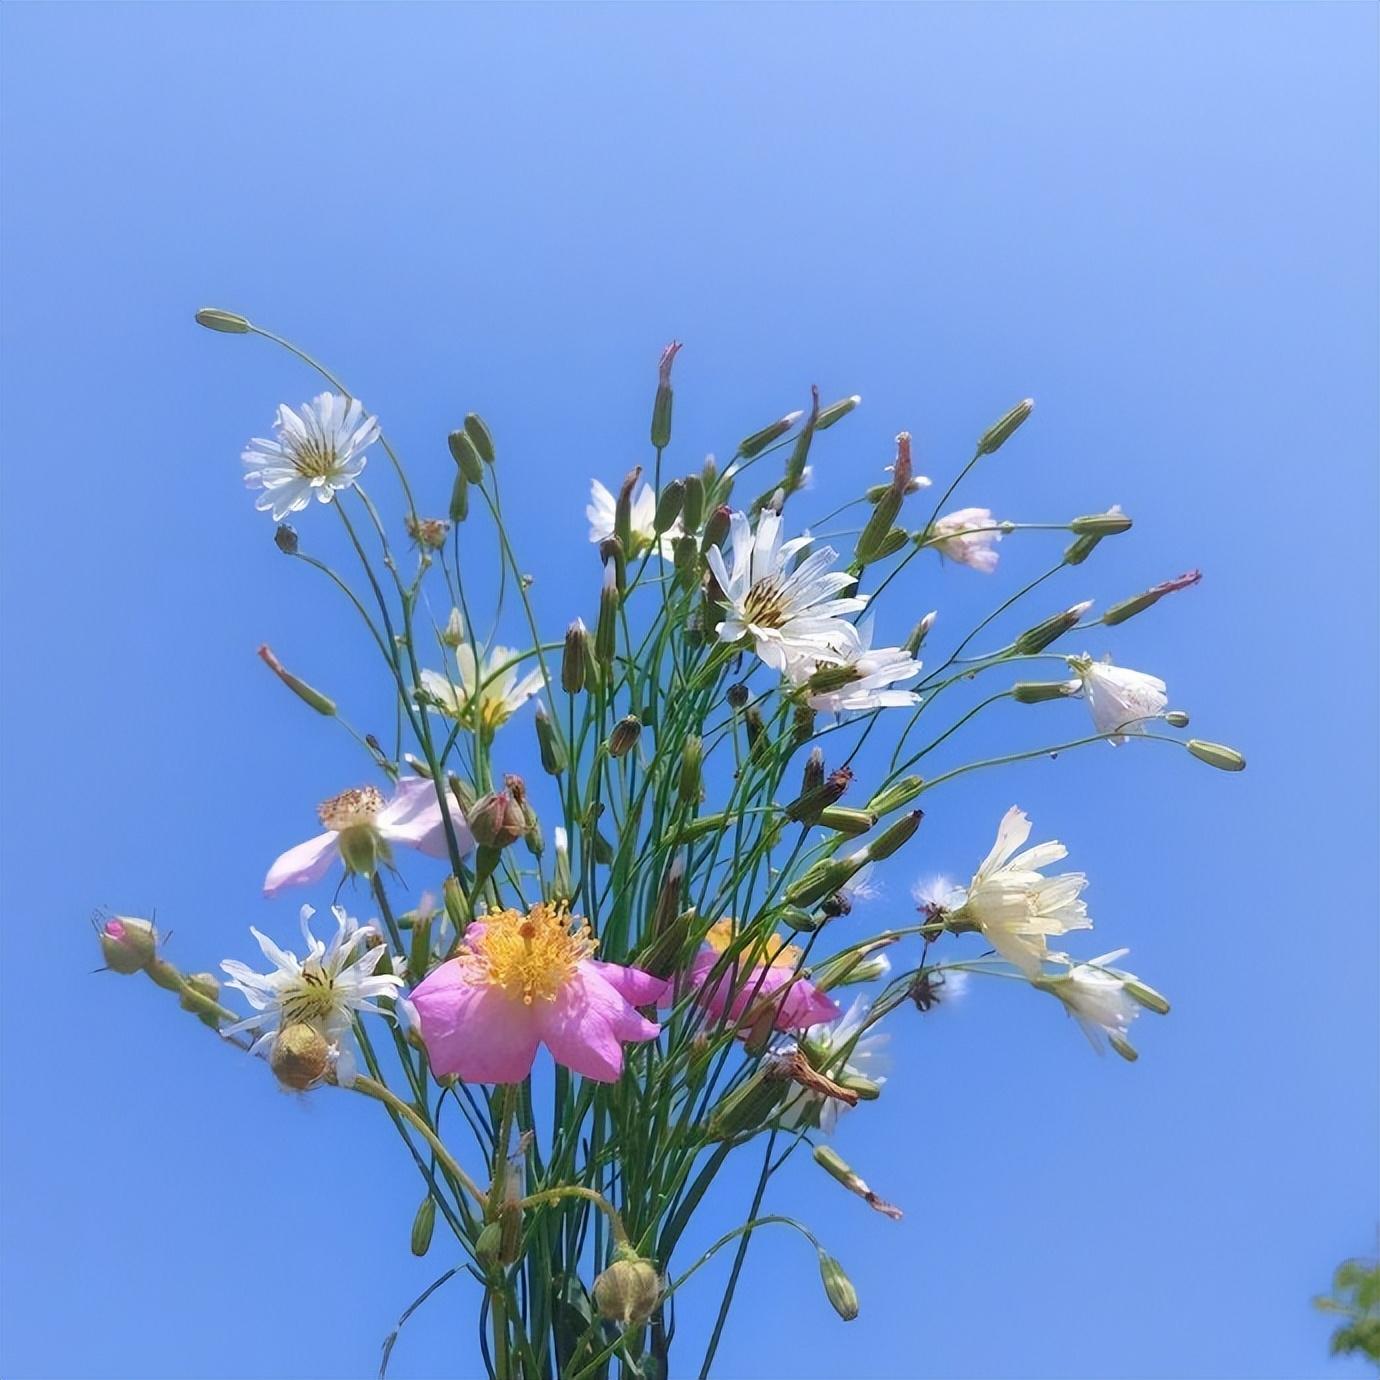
[448,429,483,483]
[815,394,861,431]
[855,488,903,564]
[194,307,250,333]
[443,876,466,932]
[865,810,923,860]
[708,1070,787,1139]
[1187,739,1246,771]
[818,806,875,836]
[534,704,566,775]
[874,526,908,560]
[608,714,641,758]
[904,612,936,656]
[1124,976,1171,1015]
[475,1221,502,1266]
[1063,507,1123,565]
[650,341,680,449]
[818,1252,860,1321]
[783,386,819,491]
[1101,570,1202,626]
[1013,680,1076,704]
[681,473,705,532]
[785,858,856,908]
[678,811,727,842]
[780,906,825,933]
[1014,601,1093,655]
[258,645,335,716]
[463,412,495,464]
[408,905,434,983]
[411,1195,436,1256]
[614,467,641,554]
[793,703,817,744]
[737,409,803,459]
[595,567,618,667]
[1071,510,1133,536]
[786,766,853,824]
[813,1146,902,1219]
[654,478,685,534]
[865,777,923,815]
[679,736,703,806]
[702,504,731,552]
[976,397,1034,455]
[448,470,469,523]
[562,619,587,694]
[1165,709,1190,728]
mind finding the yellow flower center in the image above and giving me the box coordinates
[290,436,341,480]
[742,578,789,629]
[281,966,341,1025]
[465,904,598,1005]
[318,786,383,832]
[704,917,801,970]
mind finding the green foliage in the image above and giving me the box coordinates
[1315,1256,1380,1366]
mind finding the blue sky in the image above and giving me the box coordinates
[1,4,1376,1378]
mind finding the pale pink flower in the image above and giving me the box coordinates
[410,903,668,1083]
[930,507,1002,572]
[264,778,471,896]
[689,918,838,1032]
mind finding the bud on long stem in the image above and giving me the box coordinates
[815,394,861,431]
[448,429,484,483]
[1102,570,1201,626]
[257,645,336,716]
[737,410,803,460]
[976,397,1034,455]
[650,341,680,449]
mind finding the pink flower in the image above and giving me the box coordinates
[930,507,1001,572]
[689,918,838,1033]
[264,778,471,896]
[410,904,669,1084]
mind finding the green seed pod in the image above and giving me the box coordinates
[650,341,679,449]
[194,307,250,333]
[463,413,495,464]
[448,429,484,484]
[815,394,861,431]
[411,1195,437,1256]
[702,504,731,552]
[785,858,855,908]
[818,806,876,837]
[1164,710,1191,728]
[594,1247,662,1328]
[270,1023,330,1091]
[595,569,618,667]
[1187,739,1247,772]
[818,1252,860,1321]
[475,1221,503,1266]
[673,533,700,590]
[976,398,1034,455]
[614,467,641,555]
[854,489,903,564]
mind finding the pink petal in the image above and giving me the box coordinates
[536,968,660,1083]
[378,779,473,859]
[589,959,672,1008]
[687,947,731,1021]
[410,961,541,1083]
[263,831,338,896]
[773,977,840,1031]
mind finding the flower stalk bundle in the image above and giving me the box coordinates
[103,307,1247,1378]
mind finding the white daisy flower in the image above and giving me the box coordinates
[707,509,867,673]
[421,643,544,735]
[1071,655,1168,744]
[930,506,1002,573]
[946,806,1091,977]
[788,619,922,714]
[778,996,891,1135]
[242,392,380,521]
[220,905,402,1055]
[586,478,680,559]
[1037,948,1166,1061]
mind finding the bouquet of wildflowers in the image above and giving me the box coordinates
[100,308,1246,1378]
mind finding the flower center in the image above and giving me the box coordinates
[704,917,801,970]
[742,578,789,629]
[465,904,597,1004]
[281,965,341,1025]
[290,436,341,480]
[318,786,384,832]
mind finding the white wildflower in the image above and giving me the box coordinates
[930,506,1001,572]
[1072,655,1168,744]
[242,393,379,521]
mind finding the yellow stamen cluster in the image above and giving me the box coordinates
[318,786,383,832]
[703,918,801,970]
[289,434,341,480]
[280,967,340,1025]
[465,904,597,1005]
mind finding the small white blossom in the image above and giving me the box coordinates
[778,997,891,1135]
[1038,948,1165,1060]
[220,905,402,1055]
[946,806,1091,977]
[707,509,867,673]
[1072,655,1168,744]
[421,643,543,734]
[788,619,923,715]
[930,506,1001,573]
[586,478,680,559]
[242,393,379,521]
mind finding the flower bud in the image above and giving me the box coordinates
[802,746,824,793]
[865,776,923,814]
[535,704,566,775]
[448,429,484,483]
[464,412,495,465]
[1070,510,1133,536]
[179,972,222,1029]
[411,1195,437,1256]
[818,1251,860,1321]
[1012,680,1077,704]
[615,467,642,556]
[562,619,588,694]
[681,473,705,532]
[865,810,923,860]
[1164,710,1191,728]
[678,736,703,805]
[448,470,470,523]
[441,607,465,649]
[594,1247,662,1328]
[654,478,685,534]
[99,915,158,974]
[1062,506,1122,565]
[708,1069,787,1139]
[1013,601,1093,655]
[701,504,731,552]
[673,532,700,589]
[903,611,936,656]
[785,766,852,825]
[469,790,527,848]
[813,1146,903,1220]
[792,704,817,744]
[650,341,680,450]
[807,663,863,695]
[1101,570,1202,626]
[780,906,825,933]
[1124,976,1171,1015]
[872,526,908,560]
[815,394,861,431]
[595,566,619,667]
[443,875,467,933]
[258,645,336,716]
[976,398,1034,455]
[1187,739,1246,772]
[818,806,875,837]
[274,523,299,555]
[475,1221,503,1266]
[271,1023,331,1091]
[785,858,856,908]
[737,409,803,459]
[854,488,903,564]
[608,715,642,758]
[194,307,250,333]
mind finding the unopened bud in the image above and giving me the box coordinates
[1014,601,1093,655]
[448,470,470,523]
[195,307,250,333]
[463,413,495,464]
[702,504,731,552]
[818,1251,860,1321]
[1187,739,1246,772]
[562,619,587,694]
[1164,709,1191,728]
[737,409,803,459]
[813,1146,903,1220]
[872,526,908,560]
[411,1195,437,1256]
[595,566,618,667]
[257,645,336,716]
[681,473,705,532]
[271,1023,331,1091]
[865,810,923,860]
[815,394,861,431]
[865,777,923,815]
[475,1221,503,1266]
[1101,570,1202,626]
[1070,510,1133,536]
[1012,680,1077,704]
[594,1247,662,1328]
[99,915,157,974]
[654,478,685,534]
[855,488,903,564]
[614,467,642,555]
[802,747,825,793]
[442,607,465,649]
[608,715,642,758]
[469,790,527,848]
[785,858,855,908]
[448,429,484,483]
[678,736,703,805]
[708,1069,787,1139]
[443,875,466,933]
[786,766,852,824]
[818,806,875,837]
[1062,506,1122,565]
[650,341,680,450]
[793,704,817,744]
[535,704,566,775]
[976,397,1034,455]
[274,523,299,555]
[807,663,863,694]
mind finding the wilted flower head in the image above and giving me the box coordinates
[1071,655,1168,744]
[945,806,1091,977]
[707,510,866,674]
[689,918,839,1033]
[778,996,891,1134]
[264,778,468,896]
[930,507,1001,573]
[1036,948,1166,1060]
[220,905,402,1058]
[410,903,669,1083]
[242,392,380,521]
[421,644,543,735]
